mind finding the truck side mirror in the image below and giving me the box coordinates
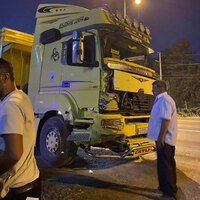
[40,29,61,45]
[72,31,84,64]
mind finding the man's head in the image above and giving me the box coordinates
[0,58,15,100]
[152,80,167,97]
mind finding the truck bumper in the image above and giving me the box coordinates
[91,114,151,140]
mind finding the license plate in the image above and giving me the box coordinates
[133,146,153,156]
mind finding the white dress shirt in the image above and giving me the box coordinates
[147,92,177,146]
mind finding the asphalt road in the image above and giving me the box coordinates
[38,118,200,200]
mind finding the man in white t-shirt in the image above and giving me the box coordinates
[148,80,178,199]
[0,58,40,199]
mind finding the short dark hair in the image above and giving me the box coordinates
[0,58,14,82]
[152,80,167,91]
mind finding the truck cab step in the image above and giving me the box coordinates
[67,132,90,141]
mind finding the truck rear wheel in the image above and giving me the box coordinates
[39,116,77,167]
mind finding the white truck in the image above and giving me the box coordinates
[1,4,158,167]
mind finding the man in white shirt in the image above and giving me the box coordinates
[0,58,40,199]
[148,80,178,199]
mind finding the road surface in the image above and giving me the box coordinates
[38,118,200,200]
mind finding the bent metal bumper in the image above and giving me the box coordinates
[120,138,156,158]
[120,143,156,158]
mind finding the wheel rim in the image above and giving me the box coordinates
[46,128,60,153]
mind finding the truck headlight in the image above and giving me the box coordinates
[101,119,124,130]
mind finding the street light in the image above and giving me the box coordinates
[124,0,142,18]
[135,0,141,5]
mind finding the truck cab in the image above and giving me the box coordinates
[2,4,158,167]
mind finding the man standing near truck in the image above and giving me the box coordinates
[147,80,178,199]
[0,58,41,199]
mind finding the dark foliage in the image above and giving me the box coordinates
[155,39,200,108]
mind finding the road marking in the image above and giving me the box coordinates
[178,129,200,133]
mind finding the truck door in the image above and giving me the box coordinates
[39,40,63,91]
[61,31,100,109]
[39,30,100,110]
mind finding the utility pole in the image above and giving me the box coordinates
[158,52,162,80]
[0,31,3,58]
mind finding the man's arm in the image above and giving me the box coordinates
[157,118,170,149]
[0,134,23,175]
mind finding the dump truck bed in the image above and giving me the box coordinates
[0,27,33,90]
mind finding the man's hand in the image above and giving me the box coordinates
[157,118,170,149]
[157,135,165,149]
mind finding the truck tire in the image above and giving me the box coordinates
[39,116,77,167]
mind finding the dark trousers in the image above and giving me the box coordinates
[2,178,41,200]
[156,142,178,197]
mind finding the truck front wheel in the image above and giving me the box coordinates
[39,116,77,167]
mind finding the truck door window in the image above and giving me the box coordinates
[67,35,95,66]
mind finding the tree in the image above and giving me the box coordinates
[159,39,200,108]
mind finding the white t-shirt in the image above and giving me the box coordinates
[0,90,39,198]
[147,92,177,146]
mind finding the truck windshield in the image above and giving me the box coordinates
[99,29,152,67]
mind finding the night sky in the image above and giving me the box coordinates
[1,0,200,54]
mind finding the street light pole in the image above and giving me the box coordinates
[124,0,127,18]
[124,0,141,19]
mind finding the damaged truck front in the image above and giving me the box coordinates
[92,27,157,157]
[28,4,158,167]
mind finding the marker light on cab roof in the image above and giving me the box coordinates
[115,10,123,20]
[125,15,132,27]
[133,19,139,29]
[139,23,145,32]
[145,27,151,36]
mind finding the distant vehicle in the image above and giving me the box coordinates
[0,4,158,167]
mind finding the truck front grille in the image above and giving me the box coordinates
[119,92,154,115]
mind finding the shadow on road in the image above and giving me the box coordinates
[35,148,200,200]
[40,171,198,200]
[35,147,139,170]
[42,173,165,200]
[39,161,199,199]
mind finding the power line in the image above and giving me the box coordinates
[164,76,200,78]
[161,53,200,55]
[161,63,200,66]
[163,76,200,78]
[165,78,199,79]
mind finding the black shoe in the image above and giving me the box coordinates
[158,186,164,193]
[162,193,177,200]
